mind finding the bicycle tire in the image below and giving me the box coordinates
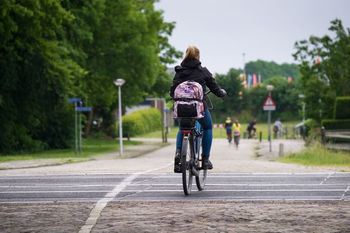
[195,133,207,191]
[181,135,193,195]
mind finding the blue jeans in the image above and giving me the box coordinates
[176,109,213,157]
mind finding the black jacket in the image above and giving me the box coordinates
[170,59,224,109]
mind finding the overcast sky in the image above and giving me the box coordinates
[155,0,350,74]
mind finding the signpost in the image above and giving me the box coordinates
[69,98,91,154]
[263,94,276,152]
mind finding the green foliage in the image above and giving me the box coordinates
[0,0,78,154]
[294,19,350,122]
[245,60,300,82]
[334,97,350,119]
[210,68,243,122]
[322,119,350,130]
[120,108,161,137]
[0,0,179,153]
[265,76,299,120]
[304,118,319,137]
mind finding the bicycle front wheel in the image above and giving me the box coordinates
[181,135,193,195]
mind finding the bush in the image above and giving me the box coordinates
[119,108,161,137]
[334,96,350,119]
[321,119,350,130]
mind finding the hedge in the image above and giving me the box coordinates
[334,96,350,120]
[321,119,350,130]
[119,108,161,137]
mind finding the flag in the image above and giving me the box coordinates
[247,74,253,88]
[253,74,257,87]
[258,73,261,83]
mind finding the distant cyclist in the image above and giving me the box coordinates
[170,45,226,173]
[247,118,257,139]
[224,117,233,143]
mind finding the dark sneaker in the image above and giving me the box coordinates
[202,157,213,170]
[174,149,181,173]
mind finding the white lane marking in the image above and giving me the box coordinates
[320,173,335,185]
[128,183,347,186]
[0,183,347,189]
[0,172,349,180]
[78,162,172,233]
[118,189,346,192]
[0,189,345,194]
[341,186,350,200]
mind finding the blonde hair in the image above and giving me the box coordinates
[183,46,200,62]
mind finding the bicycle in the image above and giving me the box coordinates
[179,118,207,195]
[178,90,216,195]
[226,130,232,143]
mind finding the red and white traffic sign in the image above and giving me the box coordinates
[263,95,276,111]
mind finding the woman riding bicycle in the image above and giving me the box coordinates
[170,45,226,173]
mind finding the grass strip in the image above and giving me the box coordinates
[0,138,142,162]
[278,143,350,168]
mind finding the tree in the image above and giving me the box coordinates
[63,0,181,136]
[245,60,299,82]
[209,68,243,122]
[0,0,180,153]
[0,0,82,153]
[293,19,350,121]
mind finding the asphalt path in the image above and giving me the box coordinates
[0,172,349,203]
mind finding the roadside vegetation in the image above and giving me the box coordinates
[278,143,350,169]
[0,138,141,162]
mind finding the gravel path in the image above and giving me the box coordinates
[93,201,350,233]
[1,201,348,233]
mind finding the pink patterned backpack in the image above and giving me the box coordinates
[173,81,204,119]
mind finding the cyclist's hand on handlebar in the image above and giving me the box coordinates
[219,89,227,97]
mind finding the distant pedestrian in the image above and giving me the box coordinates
[233,119,241,149]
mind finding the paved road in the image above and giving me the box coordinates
[1,140,349,233]
[1,172,349,203]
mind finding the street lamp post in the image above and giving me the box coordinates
[114,78,125,156]
[266,85,274,152]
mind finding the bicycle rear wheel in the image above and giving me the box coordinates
[195,135,207,191]
[181,135,193,195]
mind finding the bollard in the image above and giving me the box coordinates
[278,143,284,157]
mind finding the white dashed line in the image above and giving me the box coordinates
[78,163,172,233]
